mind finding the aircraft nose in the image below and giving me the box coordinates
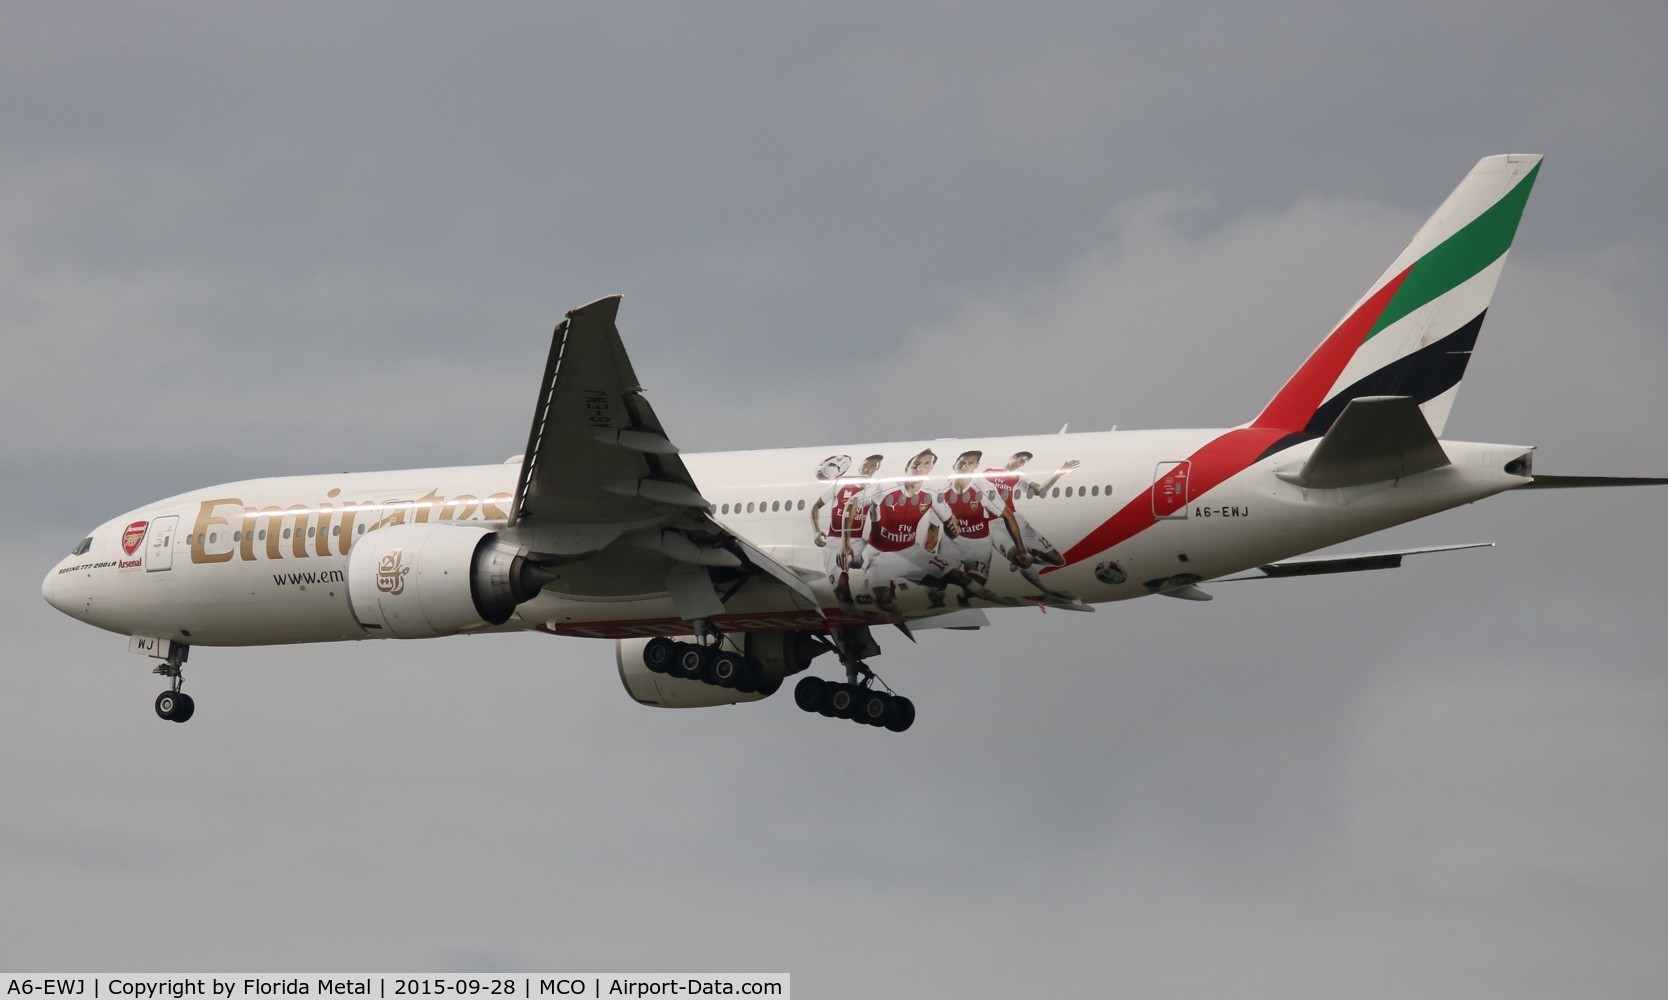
[42,563,64,613]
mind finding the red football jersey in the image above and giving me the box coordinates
[823,479,870,537]
[864,488,936,552]
[982,469,1024,513]
[939,482,1002,540]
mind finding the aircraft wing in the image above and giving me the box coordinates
[509,296,821,620]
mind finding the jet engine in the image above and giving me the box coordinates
[347,523,554,638]
[615,630,827,708]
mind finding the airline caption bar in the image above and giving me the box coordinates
[2,978,788,1000]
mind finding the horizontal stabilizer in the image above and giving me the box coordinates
[1279,395,1450,489]
[1519,475,1668,489]
[1221,542,1493,581]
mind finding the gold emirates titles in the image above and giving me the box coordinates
[189,489,514,564]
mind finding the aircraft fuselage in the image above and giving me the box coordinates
[43,427,1531,647]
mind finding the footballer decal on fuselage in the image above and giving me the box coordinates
[811,444,1087,615]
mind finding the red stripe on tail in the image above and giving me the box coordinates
[1056,268,1412,570]
[1251,267,1410,432]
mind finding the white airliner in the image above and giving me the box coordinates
[41,154,1664,730]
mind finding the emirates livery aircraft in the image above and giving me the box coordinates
[41,154,1663,731]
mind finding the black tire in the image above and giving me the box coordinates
[827,683,857,720]
[643,637,677,673]
[884,696,916,733]
[173,693,196,723]
[674,644,713,682]
[733,657,763,694]
[816,682,844,717]
[155,691,179,721]
[709,651,745,688]
[857,691,893,726]
[793,676,826,712]
[755,675,782,698]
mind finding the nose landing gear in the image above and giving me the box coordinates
[151,644,195,723]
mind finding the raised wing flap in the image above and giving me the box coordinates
[1279,395,1450,489]
[594,429,680,455]
[604,478,709,508]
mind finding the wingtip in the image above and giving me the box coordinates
[566,294,625,320]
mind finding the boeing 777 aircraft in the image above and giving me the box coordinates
[41,154,1663,731]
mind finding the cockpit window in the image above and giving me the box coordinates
[71,536,93,556]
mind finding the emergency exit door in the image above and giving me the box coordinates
[146,515,179,572]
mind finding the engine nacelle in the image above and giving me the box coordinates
[615,630,826,709]
[347,523,548,639]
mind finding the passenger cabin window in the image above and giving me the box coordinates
[71,536,92,556]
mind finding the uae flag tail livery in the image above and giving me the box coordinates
[1255,154,1540,445]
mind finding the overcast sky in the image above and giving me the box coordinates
[5,3,1668,995]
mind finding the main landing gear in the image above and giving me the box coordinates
[791,626,915,733]
[640,635,783,696]
[792,675,915,732]
[153,644,195,723]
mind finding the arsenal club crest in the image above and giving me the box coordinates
[122,521,149,556]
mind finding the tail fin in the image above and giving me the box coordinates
[1253,154,1542,440]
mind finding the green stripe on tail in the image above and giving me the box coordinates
[1368,160,1541,339]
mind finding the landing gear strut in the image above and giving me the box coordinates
[152,644,195,723]
[791,626,915,732]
